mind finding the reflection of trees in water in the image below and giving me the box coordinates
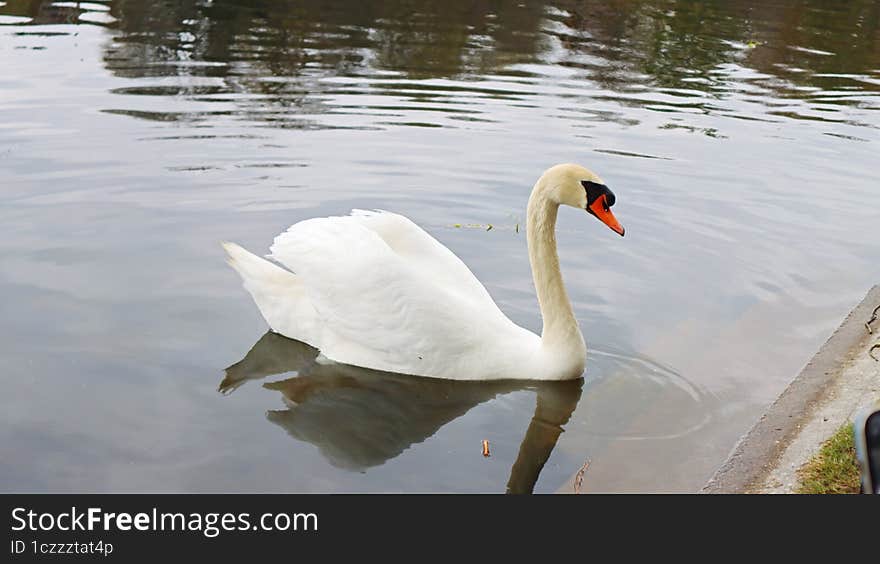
[96,0,880,96]
[549,1,743,92]
[745,0,880,90]
[102,0,546,80]
[5,0,879,84]
[94,0,550,124]
[7,0,877,115]
[2,0,92,24]
[553,0,880,95]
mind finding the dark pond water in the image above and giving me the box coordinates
[1,0,878,492]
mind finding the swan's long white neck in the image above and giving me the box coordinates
[526,176,586,360]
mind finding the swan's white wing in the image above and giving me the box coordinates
[268,211,520,378]
[346,210,498,308]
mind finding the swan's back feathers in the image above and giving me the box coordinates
[271,210,498,309]
[347,210,497,306]
[266,210,524,377]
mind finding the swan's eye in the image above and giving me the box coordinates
[605,190,616,207]
[582,180,613,208]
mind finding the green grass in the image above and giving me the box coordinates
[796,424,861,494]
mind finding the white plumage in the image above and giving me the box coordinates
[223,164,624,381]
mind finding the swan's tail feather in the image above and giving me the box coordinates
[222,242,310,337]
[222,241,291,282]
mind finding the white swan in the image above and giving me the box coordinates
[223,163,624,381]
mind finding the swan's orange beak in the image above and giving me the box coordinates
[588,195,625,237]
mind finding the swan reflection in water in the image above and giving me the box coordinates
[221,331,583,493]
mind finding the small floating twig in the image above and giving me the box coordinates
[448,222,507,231]
[870,342,879,362]
[866,304,880,334]
[574,459,591,494]
[482,439,490,457]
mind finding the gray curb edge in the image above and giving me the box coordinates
[702,285,880,493]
